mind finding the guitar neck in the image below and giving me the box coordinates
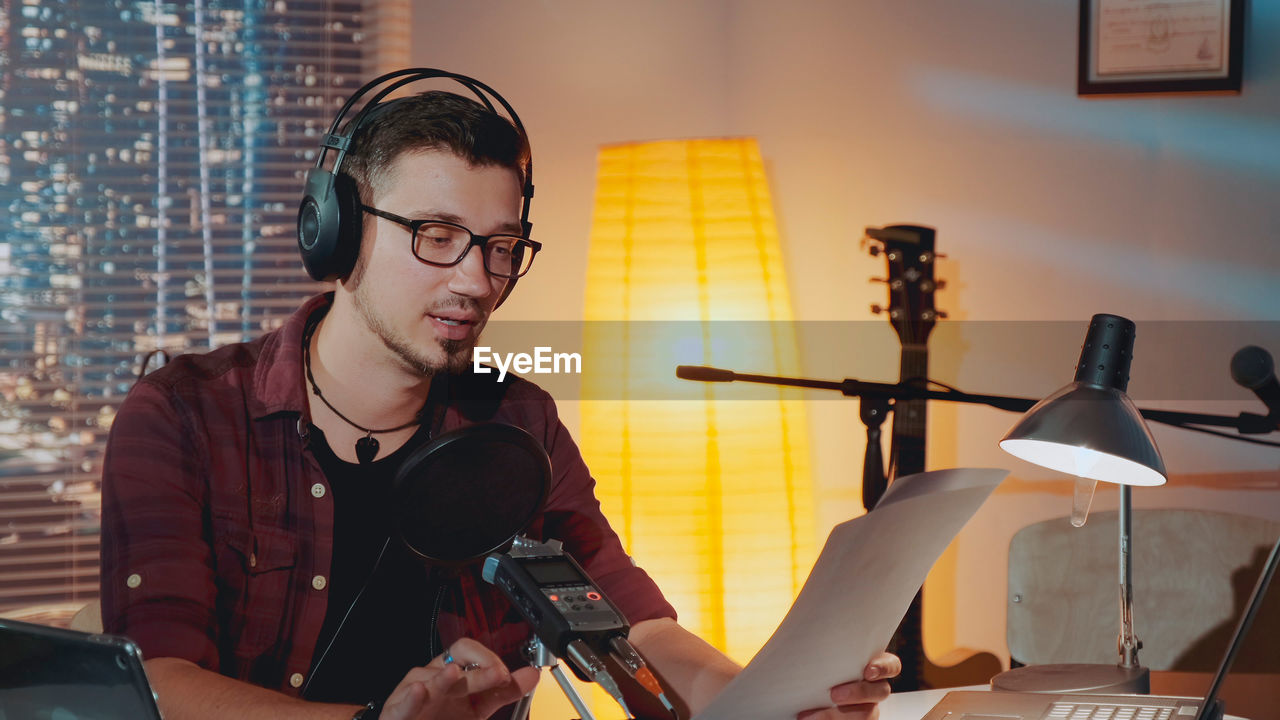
[889,343,928,479]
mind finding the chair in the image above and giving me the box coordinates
[70,600,103,634]
[0,601,86,629]
[1006,509,1280,673]
[0,601,102,633]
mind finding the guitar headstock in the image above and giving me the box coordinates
[865,224,946,346]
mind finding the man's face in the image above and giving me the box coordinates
[344,148,522,377]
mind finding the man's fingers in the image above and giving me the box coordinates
[797,703,880,720]
[380,681,428,720]
[437,638,497,669]
[510,666,540,696]
[439,641,540,718]
[830,679,891,706]
[385,640,541,720]
[452,660,517,698]
[428,662,467,696]
[469,666,541,718]
[863,652,901,681]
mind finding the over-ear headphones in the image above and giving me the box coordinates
[296,69,534,307]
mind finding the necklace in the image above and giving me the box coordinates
[303,322,423,464]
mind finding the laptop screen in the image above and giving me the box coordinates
[1195,535,1280,720]
[0,617,162,720]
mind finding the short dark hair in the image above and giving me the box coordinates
[342,90,529,202]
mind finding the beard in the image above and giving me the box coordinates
[351,282,484,378]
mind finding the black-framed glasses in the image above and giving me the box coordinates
[361,205,541,279]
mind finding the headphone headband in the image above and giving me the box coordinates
[297,68,534,306]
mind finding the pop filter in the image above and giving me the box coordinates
[391,423,551,564]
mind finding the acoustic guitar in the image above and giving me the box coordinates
[866,224,1002,691]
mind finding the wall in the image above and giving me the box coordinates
[720,0,1280,667]
[409,0,1280,674]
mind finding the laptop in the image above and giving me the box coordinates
[922,534,1279,720]
[0,616,163,719]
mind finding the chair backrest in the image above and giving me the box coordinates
[70,600,103,634]
[0,601,86,629]
[1006,509,1280,671]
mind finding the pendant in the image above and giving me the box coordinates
[355,434,379,464]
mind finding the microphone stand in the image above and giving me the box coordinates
[510,637,602,720]
[675,364,1276,692]
[675,366,1275,508]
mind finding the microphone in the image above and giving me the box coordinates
[675,365,736,382]
[1230,346,1280,425]
[483,537,677,716]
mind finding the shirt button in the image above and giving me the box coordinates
[289,673,304,688]
[126,574,142,589]
[311,575,327,591]
[310,483,326,499]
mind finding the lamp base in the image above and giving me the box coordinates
[991,663,1150,694]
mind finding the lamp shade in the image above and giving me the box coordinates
[999,314,1167,487]
[580,138,814,670]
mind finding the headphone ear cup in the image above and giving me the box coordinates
[330,171,364,277]
[298,168,341,280]
[297,169,364,280]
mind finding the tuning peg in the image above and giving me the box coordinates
[870,304,884,315]
[869,277,888,284]
[935,279,947,290]
[868,244,882,257]
[935,310,950,320]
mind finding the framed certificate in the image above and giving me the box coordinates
[1078,0,1245,95]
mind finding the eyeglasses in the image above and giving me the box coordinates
[361,205,541,279]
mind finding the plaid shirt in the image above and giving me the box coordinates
[100,293,675,696]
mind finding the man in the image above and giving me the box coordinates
[100,81,898,720]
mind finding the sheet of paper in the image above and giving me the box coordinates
[694,467,1009,720]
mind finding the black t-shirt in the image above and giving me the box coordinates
[302,422,443,705]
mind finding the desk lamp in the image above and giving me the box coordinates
[994,313,1167,694]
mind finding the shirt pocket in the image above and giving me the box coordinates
[215,524,298,659]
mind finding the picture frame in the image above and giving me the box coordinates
[1078,0,1245,95]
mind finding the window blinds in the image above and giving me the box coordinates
[0,0,408,616]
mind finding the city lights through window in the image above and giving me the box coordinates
[0,0,407,618]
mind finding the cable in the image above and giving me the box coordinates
[302,535,392,696]
[920,377,1280,449]
[608,636,677,717]
[896,375,960,393]
[1154,421,1280,448]
[135,349,170,383]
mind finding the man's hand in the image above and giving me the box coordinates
[379,638,539,720]
[796,652,900,720]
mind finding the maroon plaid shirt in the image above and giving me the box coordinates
[100,293,675,696]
